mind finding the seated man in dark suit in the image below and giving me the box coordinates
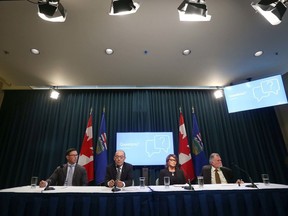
[201,153,242,184]
[39,148,88,187]
[105,150,134,188]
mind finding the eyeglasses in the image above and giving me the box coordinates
[115,155,125,159]
[68,154,78,157]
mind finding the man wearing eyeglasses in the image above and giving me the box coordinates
[39,148,88,187]
[105,150,134,188]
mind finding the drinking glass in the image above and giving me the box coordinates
[261,174,269,185]
[31,176,38,189]
[164,176,170,188]
[197,176,204,188]
[139,177,145,189]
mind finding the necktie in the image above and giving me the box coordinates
[67,165,74,186]
[116,167,121,181]
[215,169,221,184]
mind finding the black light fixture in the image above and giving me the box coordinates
[38,0,67,22]
[109,0,140,16]
[251,0,287,25]
[178,0,211,21]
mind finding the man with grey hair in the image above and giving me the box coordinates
[200,153,240,184]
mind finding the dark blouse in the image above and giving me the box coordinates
[159,167,186,185]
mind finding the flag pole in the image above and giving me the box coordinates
[178,107,195,181]
[95,107,108,185]
[179,106,182,113]
[78,109,94,183]
[191,106,208,176]
[90,108,93,115]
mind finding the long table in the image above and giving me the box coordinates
[0,186,153,216]
[0,183,287,216]
[150,183,288,216]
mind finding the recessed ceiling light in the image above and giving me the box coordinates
[254,51,263,57]
[105,48,114,55]
[182,49,191,55]
[31,48,40,55]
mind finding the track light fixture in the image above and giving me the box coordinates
[251,0,287,25]
[50,87,59,99]
[214,89,223,99]
[109,0,140,16]
[178,0,211,21]
[38,0,67,22]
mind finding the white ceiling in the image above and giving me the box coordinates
[0,0,288,89]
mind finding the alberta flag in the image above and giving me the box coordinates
[95,110,108,185]
[78,113,94,182]
[191,110,208,176]
[178,110,195,181]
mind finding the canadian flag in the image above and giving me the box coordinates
[78,114,94,182]
[178,111,195,181]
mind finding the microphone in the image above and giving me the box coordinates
[44,165,64,191]
[183,179,194,190]
[112,165,121,192]
[44,179,55,190]
[111,180,121,192]
[233,164,258,188]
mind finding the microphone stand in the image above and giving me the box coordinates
[233,164,258,188]
[111,180,121,192]
[183,179,194,190]
[44,180,55,190]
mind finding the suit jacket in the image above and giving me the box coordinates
[105,162,134,187]
[200,165,234,184]
[159,167,186,185]
[47,163,88,186]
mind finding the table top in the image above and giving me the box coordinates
[0,185,151,194]
[1,183,287,194]
[149,183,288,192]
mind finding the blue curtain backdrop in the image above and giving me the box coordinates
[0,89,287,189]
